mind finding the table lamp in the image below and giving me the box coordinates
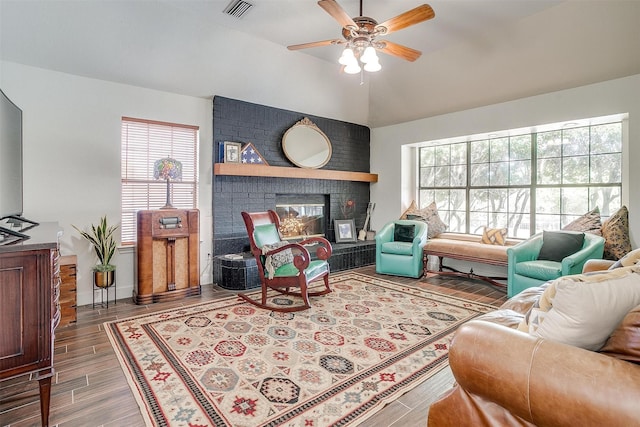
[154,157,182,209]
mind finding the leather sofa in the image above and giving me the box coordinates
[427,260,640,426]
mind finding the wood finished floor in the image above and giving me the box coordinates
[0,266,508,427]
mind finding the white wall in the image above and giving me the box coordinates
[0,62,210,304]
[371,74,640,248]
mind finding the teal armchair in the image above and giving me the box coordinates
[506,232,605,297]
[375,220,429,278]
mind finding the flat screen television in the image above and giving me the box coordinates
[0,88,23,219]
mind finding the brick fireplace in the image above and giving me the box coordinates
[212,96,373,257]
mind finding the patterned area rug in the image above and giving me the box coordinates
[105,272,494,426]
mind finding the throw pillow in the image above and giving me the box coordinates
[527,266,640,350]
[602,206,632,261]
[609,247,640,270]
[262,241,294,277]
[599,304,640,363]
[406,214,424,221]
[399,200,419,220]
[481,227,507,245]
[394,223,415,242]
[562,207,602,236]
[537,230,585,262]
[518,281,557,334]
[401,200,448,238]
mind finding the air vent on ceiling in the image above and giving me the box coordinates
[223,0,254,19]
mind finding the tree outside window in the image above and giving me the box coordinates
[418,120,622,238]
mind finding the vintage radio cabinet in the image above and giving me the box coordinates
[135,209,200,304]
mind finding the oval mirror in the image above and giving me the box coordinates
[282,117,332,169]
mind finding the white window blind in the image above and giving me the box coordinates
[121,117,199,244]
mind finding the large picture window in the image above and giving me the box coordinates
[419,120,622,238]
[121,117,199,244]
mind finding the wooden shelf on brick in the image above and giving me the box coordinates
[214,163,378,183]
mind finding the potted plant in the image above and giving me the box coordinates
[74,216,118,288]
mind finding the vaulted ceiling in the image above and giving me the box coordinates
[2,0,639,127]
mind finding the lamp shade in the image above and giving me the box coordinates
[344,62,361,74]
[338,47,356,65]
[360,46,378,64]
[364,59,382,72]
[154,157,182,181]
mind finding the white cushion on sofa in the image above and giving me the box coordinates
[531,267,640,350]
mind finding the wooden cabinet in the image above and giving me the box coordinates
[59,255,77,327]
[0,223,61,427]
[135,209,200,304]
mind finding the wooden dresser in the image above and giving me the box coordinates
[135,209,200,304]
[0,223,62,427]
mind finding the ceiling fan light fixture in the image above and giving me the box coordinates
[291,0,434,77]
[344,62,361,74]
[360,46,378,64]
[364,59,381,72]
[338,47,356,65]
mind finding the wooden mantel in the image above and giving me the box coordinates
[214,163,378,183]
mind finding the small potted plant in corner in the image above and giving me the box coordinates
[74,216,118,288]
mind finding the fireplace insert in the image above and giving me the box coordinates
[275,202,325,240]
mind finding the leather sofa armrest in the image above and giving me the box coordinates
[498,284,547,314]
[448,320,640,426]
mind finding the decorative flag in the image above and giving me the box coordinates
[241,142,269,165]
[216,141,226,162]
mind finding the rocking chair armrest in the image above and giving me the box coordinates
[264,242,310,257]
[298,236,333,260]
[264,242,311,272]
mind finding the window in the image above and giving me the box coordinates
[121,117,199,244]
[419,119,622,238]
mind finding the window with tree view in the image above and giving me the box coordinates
[419,120,622,238]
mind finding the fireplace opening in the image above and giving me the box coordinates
[276,194,326,240]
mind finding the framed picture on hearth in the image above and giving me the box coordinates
[223,141,242,163]
[334,219,356,243]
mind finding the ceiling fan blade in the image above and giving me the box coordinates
[376,4,435,35]
[377,40,422,62]
[287,39,343,51]
[318,0,356,28]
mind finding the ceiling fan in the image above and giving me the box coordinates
[287,0,435,73]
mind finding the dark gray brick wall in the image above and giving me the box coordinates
[213,96,371,255]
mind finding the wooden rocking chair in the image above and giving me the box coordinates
[240,210,332,312]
